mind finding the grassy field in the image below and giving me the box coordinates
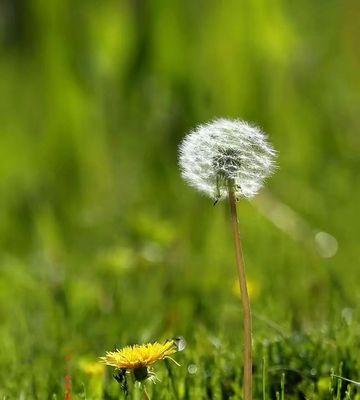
[0,0,359,398]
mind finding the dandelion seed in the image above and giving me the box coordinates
[187,364,197,374]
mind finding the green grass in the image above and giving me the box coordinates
[1,240,360,399]
[0,0,359,398]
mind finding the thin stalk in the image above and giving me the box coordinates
[228,184,252,400]
[262,356,267,400]
[165,359,180,400]
[336,363,343,400]
[281,373,285,400]
[143,387,150,400]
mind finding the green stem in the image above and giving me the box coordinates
[143,386,150,400]
[165,359,179,400]
[281,373,285,400]
[262,356,267,400]
[228,184,252,400]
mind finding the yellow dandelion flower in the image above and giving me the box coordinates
[79,359,105,377]
[100,337,185,387]
[232,278,260,300]
[101,340,179,369]
[317,376,331,394]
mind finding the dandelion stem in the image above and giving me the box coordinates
[228,183,252,400]
[262,356,267,400]
[143,387,150,400]
[165,359,180,400]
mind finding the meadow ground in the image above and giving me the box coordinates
[0,1,359,399]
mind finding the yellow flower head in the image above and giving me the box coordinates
[232,278,260,300]
[101,339,180,370]
[100,337,185,387]
[79,359,105,377]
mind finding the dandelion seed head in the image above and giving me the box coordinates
[179,118,277,200]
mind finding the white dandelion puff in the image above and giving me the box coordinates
[178,118,277,201]
[178,117,278,399]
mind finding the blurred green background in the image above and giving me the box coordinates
[0,0,359,398]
